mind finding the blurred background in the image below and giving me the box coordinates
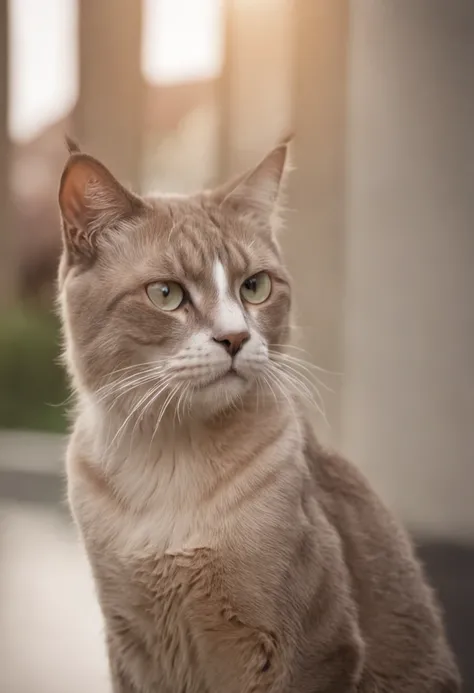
[0,0,473,691]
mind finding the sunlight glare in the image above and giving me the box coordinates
[8,0,78,142]
[142,0,223,84]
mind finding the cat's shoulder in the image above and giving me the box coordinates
[303,425,375,504]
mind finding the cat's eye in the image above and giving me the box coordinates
[146,281,184,311]
[240,272,272,305]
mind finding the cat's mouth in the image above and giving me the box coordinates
[197,366,244,390]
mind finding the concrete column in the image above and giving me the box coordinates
[343,0,474,539]
[0,0,14,305]
[74,0,144,190]
[218,0,293,180]
[285,0,349,444]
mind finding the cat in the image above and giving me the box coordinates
[57,139,460,693]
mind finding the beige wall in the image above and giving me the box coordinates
[342,0,474,539]
[219,0,293,179]
[285,0,349,445]
[74,0,144,190]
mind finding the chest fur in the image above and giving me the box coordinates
[95,548,215,691]
[92,545,284,693]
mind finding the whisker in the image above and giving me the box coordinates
[128,377,175,445]
[96,361,172,394]
[104,373,175,452]
[268,351,335,394]
[97,365,166,397]
[263,366,297,420]
[175,382,190,426]
[184,384,195,417]
[270,364,316,408]
[46,390,76,408]
[268,344,342,376]
[100,362,162,378]
[277,366,324,411]
[259,372,280,406]
[97,370,170,406]
[267,362,329,427]
[255,377,261,413]
[101,379,160,414]
[269,358,329,412]
[151,383,181,445]
[104,386,159,454]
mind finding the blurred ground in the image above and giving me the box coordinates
[0,503,110,693]
[0,431,472,693]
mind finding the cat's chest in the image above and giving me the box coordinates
[96,547,218,693]
[117,497,203,557]
[94,543,285,693]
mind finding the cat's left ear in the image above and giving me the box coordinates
[213,140,291,230]
[58,152,148,263]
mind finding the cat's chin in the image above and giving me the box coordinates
[187,371,252,416]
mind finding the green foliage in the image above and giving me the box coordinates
[0,308,69,432]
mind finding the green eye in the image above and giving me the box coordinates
[147,281,184,311]
[240,272,272,305]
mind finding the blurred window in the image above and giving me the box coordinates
[142,0,223,85]
[8,0,78,142]
[141,0,224,192]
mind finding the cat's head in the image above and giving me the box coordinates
[58,142,292,419]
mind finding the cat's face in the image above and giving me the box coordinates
[58,144,291,418]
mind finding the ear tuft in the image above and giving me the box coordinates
[65,135,81,154]
[216,141,291,228]
[58,153,145,263]
[278,130,294,146]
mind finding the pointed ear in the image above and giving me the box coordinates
[214,141,291,228]
[65,135,81,154]
[58,153,146,263]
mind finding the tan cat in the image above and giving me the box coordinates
[58,140,460,693]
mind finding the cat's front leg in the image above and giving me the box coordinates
[190,603,286,693]
[109,661,137,693]
[104,613,168,693]
[106,623,144,693]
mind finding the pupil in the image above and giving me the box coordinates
[246,278,257,292]
[161,285,170,298]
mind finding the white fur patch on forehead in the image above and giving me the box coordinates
[212,260,247,336]
[213,261,228,297]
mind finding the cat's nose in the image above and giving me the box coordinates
[213,331,250,356]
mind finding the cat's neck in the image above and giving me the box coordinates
[77,387,301,470]
[73,388,303,514]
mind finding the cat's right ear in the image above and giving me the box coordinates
[58,153,147,264]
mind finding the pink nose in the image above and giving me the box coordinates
[213,331,250,356]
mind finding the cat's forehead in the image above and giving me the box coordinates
[165,220,249,282]
[137,197,275,283]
